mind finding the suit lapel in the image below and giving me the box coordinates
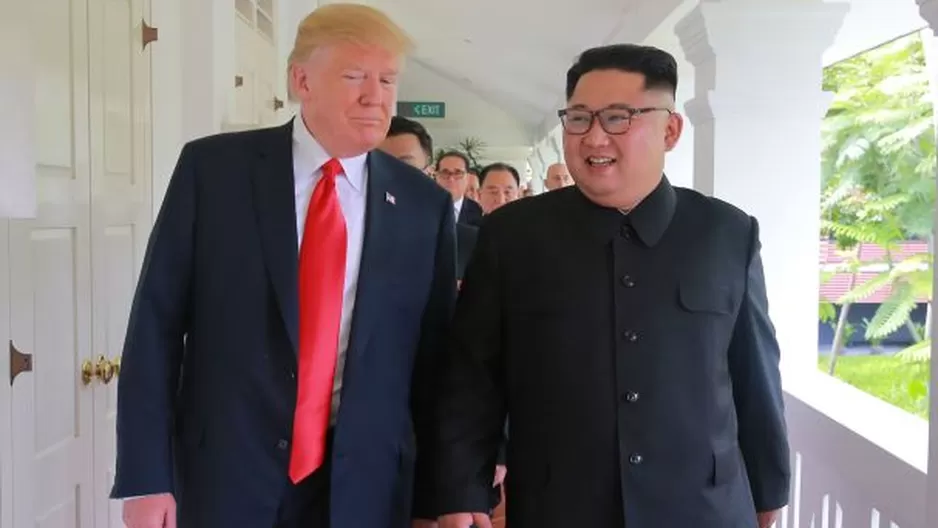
[344,152,398,365]
[250,121,300,353]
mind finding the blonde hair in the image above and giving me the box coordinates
[287,3,414,100]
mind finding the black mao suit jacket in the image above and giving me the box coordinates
[430,177,790,527]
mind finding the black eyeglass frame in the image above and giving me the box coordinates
[557,105,673,135]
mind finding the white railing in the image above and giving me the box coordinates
[775,371,929,528]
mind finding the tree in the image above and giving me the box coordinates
[820,32,935,368]
[434,136,487,169]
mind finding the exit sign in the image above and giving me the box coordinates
[397,101,446,118]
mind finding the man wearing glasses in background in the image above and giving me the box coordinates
[380,117,479,281]
[436,151,484,227]
[430,44,789,528]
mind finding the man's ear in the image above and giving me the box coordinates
[664,112,684,152]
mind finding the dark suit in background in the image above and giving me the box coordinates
[111,122,456,527]
[456,223,478,280]
[431,177,790,527]
[458,198,484,227]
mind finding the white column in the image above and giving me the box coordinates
[550,126,564,164]
[675,0,848,375]
[535,146,549,177]
[180,0,234,141]
[528,153,544,192]
[916,2,938,525]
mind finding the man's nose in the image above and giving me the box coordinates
[360,77,383,105]
[582,118,611,147]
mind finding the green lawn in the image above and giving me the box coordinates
[819,355,931,419]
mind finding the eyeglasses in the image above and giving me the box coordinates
[436,169,466,181]
[557,105,673,135]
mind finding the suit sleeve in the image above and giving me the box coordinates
[110,143,198,498]
[432,219,507,515]
[411,192,459,519]
[728,216,791,512]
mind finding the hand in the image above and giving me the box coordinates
[123,493,176,528]
[412,519,438,528]
[492,464,507,487]
[439,512,493,528]
[757,509,781,528]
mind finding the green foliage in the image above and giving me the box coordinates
[864,282,918,340]
[821,355,930,419]
[434,136,487,169]
[820,32,936,362]
[897,337,932,362]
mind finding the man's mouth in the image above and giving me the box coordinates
[586,156,616,167]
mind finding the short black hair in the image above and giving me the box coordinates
[435,151,470,172]
[387,116,433,160]
[566,44,677,99]
[479,162,520,186]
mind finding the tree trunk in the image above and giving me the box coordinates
[828,244,864,374]
[828,302,852,374]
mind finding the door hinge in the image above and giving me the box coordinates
[9,340,32,386]
[142,19,159,50]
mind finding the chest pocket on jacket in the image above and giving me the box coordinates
[678,281,736,315]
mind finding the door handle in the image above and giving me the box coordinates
[81,355,115,385]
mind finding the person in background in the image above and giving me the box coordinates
[437,151,484,227]
[380,115,434,175]
[544,162,573,190]
[431,43,789,528]
[476,162,521,215]
[379,116,478,279]
[465,168,481,203]
[112,4,455,528]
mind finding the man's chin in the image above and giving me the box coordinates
[578,181,624,207]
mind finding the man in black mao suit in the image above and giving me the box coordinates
[433,44,790,528]
[112,5,454,528]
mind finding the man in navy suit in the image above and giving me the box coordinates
[436,151,484,227]
[111,4,454,528]
[379,116,478,281]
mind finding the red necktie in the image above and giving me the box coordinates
[289,158,347,483]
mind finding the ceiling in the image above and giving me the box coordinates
[317,0,682,152]
[315,0,929,159]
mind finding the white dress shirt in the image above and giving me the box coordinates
[292,114,368,422]
[453,196,464,220]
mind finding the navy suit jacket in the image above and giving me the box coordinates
[458,199,483,227]
[111,120,457,528]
